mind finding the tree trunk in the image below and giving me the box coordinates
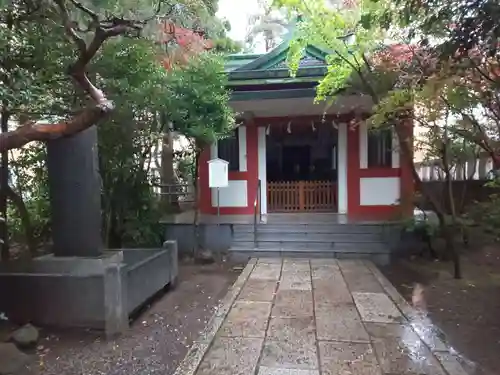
[491,153,500,170]
[0,107,10,261]
[394,120,458,266]
[0,5,14,261]
[394,121,446,214]
[161,121,178,210]
[442,128,462,279]
[450,230,461,279]
[489,153,500,180]
[439,215,462,279]
[192,149,201,257]
[2,185,37,257]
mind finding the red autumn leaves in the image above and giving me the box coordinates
[158,20,214,70]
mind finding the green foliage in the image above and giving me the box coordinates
[176,151,196,182]
[7,144,51,243]
[370,89,412,125]
[466,194,500,239]
[273,0,394,104]
[211,37,244,53]
[165,52,235,146]
[272,0,499,275]
[2,0,237,250]
[0,4,75,117]
[94,39,166,247]
[391,0,500,57]
[401,216,439,238]
[466,179,500,240]
[95,40,233,247]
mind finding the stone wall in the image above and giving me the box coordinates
[416,180,500,214]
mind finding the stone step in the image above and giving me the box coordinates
[233,232,383,242]
[232,223,387,234]
[230,240,388,252]
[227,248,391,265]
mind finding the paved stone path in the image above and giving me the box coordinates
[174,258,469,375]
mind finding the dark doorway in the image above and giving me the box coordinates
[265,121,338,183]
[265,121,338,212]
[282,146,310,181]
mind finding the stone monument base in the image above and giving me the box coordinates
[0,241,178,337]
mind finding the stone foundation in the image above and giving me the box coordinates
[164,224,232,256]
[0,241,178,337]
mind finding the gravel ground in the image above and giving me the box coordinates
[381,246,500,375]
[27,260,242,375]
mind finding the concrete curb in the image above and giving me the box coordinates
[365,261,470,375]
[172,258,257,375]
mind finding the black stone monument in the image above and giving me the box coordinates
[46,126,102,257]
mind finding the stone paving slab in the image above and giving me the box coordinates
[260,338,319,370]
[434,352,470,375]
[219,300,272,338]
[272,289,314,318]
[315,303,370,342]
[339,259,386,294]
[251,263,282,281]
[267,316,316,342]
[238,279,278,302]
[313,279,353,307]
[352,291,404,323]
[372,338,447,375]
[319,341,381,375]
[258,368,319,375]
[196,336,263,375]
[310,264,341,280]
[279,275,312,291]
[174,258,470,375]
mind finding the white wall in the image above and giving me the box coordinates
[211,180,248,207]
[358,123,401,207]
[360,177,400,206]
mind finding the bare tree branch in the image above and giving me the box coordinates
[0,103,113,152]
[68,0,99,22]
[54,0,86,53]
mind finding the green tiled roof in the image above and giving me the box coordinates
[222,17,339,101]
[224,53,264,72]
[223,16,329,86]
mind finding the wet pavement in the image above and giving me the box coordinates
[175,258,470,375]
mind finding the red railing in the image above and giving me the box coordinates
[268,180,337,212]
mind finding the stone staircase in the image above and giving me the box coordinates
[229,216,395,265]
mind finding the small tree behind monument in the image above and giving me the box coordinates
[163,53,235,259]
